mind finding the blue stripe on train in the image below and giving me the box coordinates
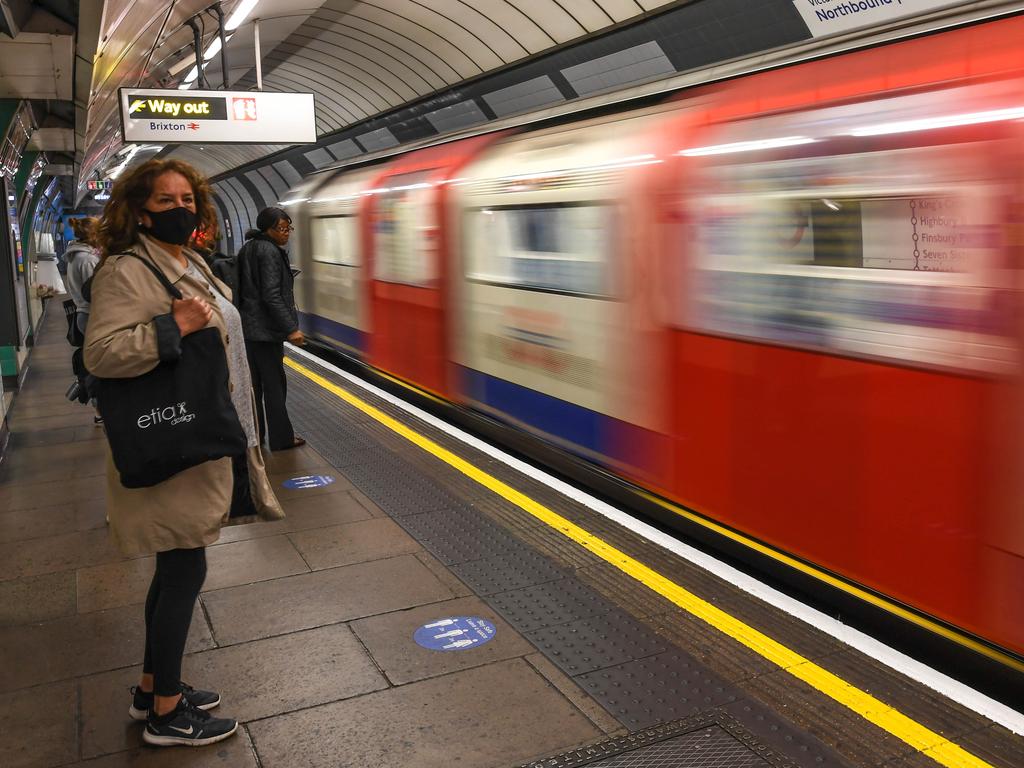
[459,366,607,457]
[300,312,365,355]
[299,314,637,464]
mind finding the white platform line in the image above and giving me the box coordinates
[287,343,1024,735]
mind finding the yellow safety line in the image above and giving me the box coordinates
[635,491,1024,674]
[372,367,447,405]
[325,354,1023,673]
[286,357,999,768]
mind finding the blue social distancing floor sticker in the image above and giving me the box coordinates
[282,474,335,489]
[414,616,497,651]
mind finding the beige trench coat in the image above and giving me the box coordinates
[84,234,285,556]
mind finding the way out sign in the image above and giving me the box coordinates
[119,88,316,144]
[414,617,496,652]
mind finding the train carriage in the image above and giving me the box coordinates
[292,14,1024,658]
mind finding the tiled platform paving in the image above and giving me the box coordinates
[0,305,615,768]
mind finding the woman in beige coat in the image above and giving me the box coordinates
[85,159,284,748]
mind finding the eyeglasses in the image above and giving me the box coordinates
[275,223,294,232]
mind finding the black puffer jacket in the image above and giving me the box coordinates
[235,234,298,343]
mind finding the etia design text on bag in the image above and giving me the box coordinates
[136,402,196,429]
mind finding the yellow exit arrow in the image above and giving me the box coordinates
[128,99,147,114]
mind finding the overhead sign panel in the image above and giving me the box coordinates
[119,88,316,144]
[792,0,964,38]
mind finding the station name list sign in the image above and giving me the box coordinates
[793,0,964,37]
[119,88,316,144]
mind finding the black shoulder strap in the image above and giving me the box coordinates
[120,252,183,301]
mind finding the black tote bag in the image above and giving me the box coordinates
[96,254,247,488]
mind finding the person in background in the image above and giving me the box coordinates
[235,207,306,451]
[84,158,285,748]
[192,228,236,291]
[64,217,103,425]
[64,217,100,336]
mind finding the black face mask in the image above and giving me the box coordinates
[140,207,199,246]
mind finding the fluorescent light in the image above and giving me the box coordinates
[204,37,222,61]
[226,0,259,31]
[849,106,1024,137]
[679,136,815,157]
[279,197,309,206]
[108,145,142,180]
[184,65,199,83]
[178,82,193,90]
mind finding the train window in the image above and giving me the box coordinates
[721,195,973,273]
[374,171,435,286]
[465,204,611,296]
[687,143,1013,372]
[311,215,359,266]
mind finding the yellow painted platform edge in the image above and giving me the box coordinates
[635,491,1024,674]
[286,357,998,768]
[330,353,1024,674]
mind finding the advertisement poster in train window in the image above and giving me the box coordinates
[688,145,1012,372]
[312,215,359,266]
[374,172,432,286]
[466,204,611,296]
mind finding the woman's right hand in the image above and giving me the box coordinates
[172,297,213,336]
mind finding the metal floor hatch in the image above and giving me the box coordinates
[522,713,794,768]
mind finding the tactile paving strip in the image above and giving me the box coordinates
[577,652,743,729]
[525,610,668,676]
[395,507,496,540]
[487,578,614,632]
[451,549,568,594]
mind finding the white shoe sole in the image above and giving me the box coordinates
[143,721,238,747]
[129,695,221,722]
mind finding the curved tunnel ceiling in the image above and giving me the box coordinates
[81,0,675,201]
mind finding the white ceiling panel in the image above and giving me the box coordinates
[257,166,290,198]
[596,0,648,23]
[557,0,618,32]
[519,1,588,43]
[348,3,482,79]
[636,0,677,10]
[459,1,558,54]
[82,0,668,199]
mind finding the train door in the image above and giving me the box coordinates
[364,135,494,397]
[669,79,1024,653]
[450,110,674,484]
[296,168,377,356]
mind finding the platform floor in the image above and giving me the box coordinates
[1,304,1021,768]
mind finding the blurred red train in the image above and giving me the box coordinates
[290,16,1024,661]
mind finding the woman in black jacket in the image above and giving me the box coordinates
[235,207,306,451]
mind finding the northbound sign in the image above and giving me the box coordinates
[119,88,316,144]
[792,0,964,38]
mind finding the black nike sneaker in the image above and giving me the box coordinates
[129,682,221,721]
[143,697,237,747]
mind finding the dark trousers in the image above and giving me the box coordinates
[142,548,207,696]
[245,340,295,450]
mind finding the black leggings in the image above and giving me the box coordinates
[142,547,208,696]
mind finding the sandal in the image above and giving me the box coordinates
[274,436,306,451]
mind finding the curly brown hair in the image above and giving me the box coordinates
[69,216,98,245]
[95,159,218,259]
